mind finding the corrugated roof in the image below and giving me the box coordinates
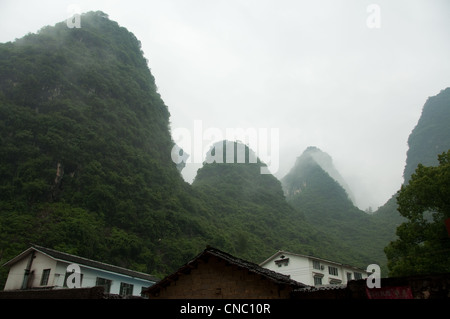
[3,244,159,283]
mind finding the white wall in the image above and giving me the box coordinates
[53,260,153,296]
[3,252,57,290]
[261,252,367,286]
[263,254,313,285]
[4,255,29,290]
[4,251,154,297]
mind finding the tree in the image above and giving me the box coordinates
[385,150,450,276]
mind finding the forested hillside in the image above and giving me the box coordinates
[191,141,372,265]
[1,12,448,287]
[0,11,211,285]
[283,108,450,275]
[373,87,450,275]
[403,88,450,183]
[374,89,450,228]
[0,12,373,287]
[281,147,394,272]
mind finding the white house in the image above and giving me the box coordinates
[259,251,368,287]
[2,244,159,297]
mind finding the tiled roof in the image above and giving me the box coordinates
[294,284,348,293]
[143,246,309,295]
[3,244,159,282]
[205,247,306,286]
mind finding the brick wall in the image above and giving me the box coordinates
[149,256,292,299]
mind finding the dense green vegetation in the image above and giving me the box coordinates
[374,87,450,276]
[1,12,354,287]
[282,147,395,273]
[403,88,450,183]
[385,151,450,276]
[282,106,450,277]
[0,11,208,285]
[191,141,371,265]
[0,12,448,288]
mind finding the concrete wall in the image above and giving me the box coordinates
[261,253,367,286]
[3,252,57,290]
[263,254,312,285]
[4,251,153,297]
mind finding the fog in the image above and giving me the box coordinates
[1,0,450,210]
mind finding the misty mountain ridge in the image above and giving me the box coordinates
[0,11,201,281]
[1,11,449,285]
[200,142,359,210]
[191,140,378,266]
[281,146,356,205]
[203,140,260,165]
[372,87,450,224]
[0,12,378,285]
[402,87,450,184]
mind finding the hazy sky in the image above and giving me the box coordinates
[1,0,450,210]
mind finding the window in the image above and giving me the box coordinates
[120,282,134,297]
[346,272,352,281]
[313,276,323,286]
[313,260,321,270]
[274,257,289,267]
[328,266,338,276]
[354,272,363,280]
[96,277,112,293]
[40,269,51,286]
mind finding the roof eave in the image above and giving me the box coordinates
[2,247,36,268]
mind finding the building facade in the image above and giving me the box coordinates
[144,246,308,299]
[259,251,368,287]
[2,244,159,297]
